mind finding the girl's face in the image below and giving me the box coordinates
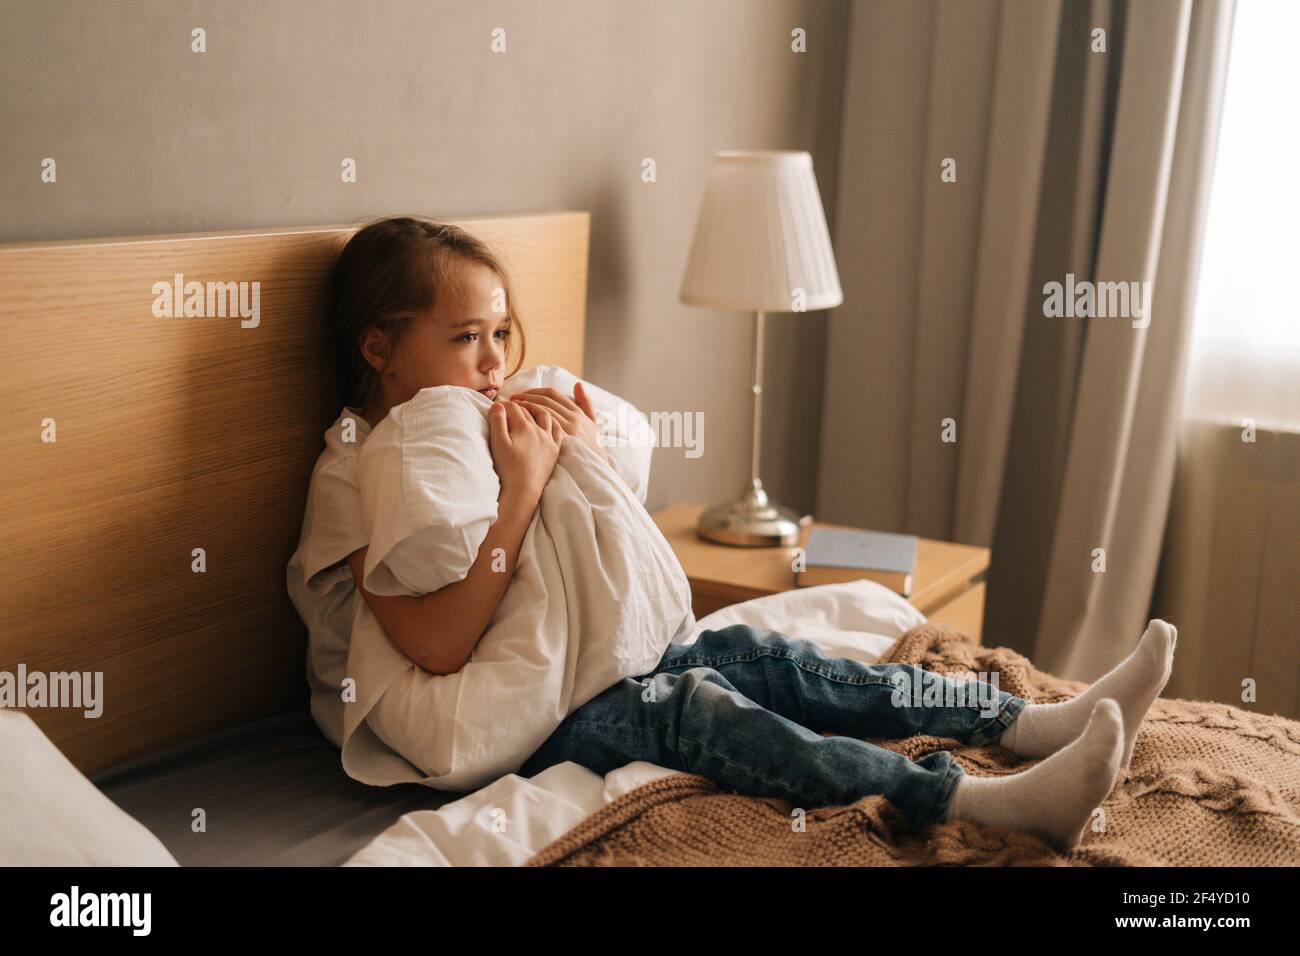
[362,260,511,414]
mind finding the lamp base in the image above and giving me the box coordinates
[695,481,813,547]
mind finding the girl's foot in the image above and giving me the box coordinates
[944,699,1123,852]
[999,619,1176,772]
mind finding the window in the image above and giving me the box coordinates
[1184,0,1300,432]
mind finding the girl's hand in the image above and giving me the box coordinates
[509,382,613,467]
[488,399,563,502]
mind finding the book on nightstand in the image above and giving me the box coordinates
[794,526,918,597]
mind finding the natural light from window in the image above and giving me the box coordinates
[1185,0,1300,431]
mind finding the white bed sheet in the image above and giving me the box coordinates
[344,580,926,867]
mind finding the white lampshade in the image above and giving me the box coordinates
[679,150,843,313]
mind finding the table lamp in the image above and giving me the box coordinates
[679,149,843,546]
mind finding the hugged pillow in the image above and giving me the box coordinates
[359,386,499,597]
[344,379,692,791]
[500,365,653,504]
[359,367,653,597]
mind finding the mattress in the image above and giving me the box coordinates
[92,710,455,866]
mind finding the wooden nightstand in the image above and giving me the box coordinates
[651,502,989,643]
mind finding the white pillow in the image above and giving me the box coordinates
[0,709,179,866]
[359,386,498,596]
[499,365,653,504]
[344,384,692,791]
[359,368,654,597]
[685,579,928,663]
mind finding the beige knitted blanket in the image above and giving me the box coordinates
[526,624,1300,866]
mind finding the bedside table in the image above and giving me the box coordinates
[651,502,989,643]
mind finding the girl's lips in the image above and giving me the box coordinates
[479,387,499,399]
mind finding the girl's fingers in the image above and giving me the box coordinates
[514,387,578,413]
[512,394,575,424]
[489,401,511,442]
[513,396,576,431]
[517,401,548,429]
[504,399,530,433]
[573,381,597,421]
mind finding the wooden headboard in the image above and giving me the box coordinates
[0,211,590,775]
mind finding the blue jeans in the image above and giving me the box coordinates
[519,624,1026,829]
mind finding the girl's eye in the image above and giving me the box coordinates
[458,327,510,343]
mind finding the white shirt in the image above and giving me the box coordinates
[285,408,373,748]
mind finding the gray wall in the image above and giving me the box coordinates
[0,0,850,516]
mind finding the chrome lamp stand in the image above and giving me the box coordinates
[696,310,813,546]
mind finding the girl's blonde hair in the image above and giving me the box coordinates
[327,216,527,408]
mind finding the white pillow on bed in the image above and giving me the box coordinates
[0,709,179,866]
[684,578,928,663]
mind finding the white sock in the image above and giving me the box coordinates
[944,698,1123,852]
[999,619,1176,771]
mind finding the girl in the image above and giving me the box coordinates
[289,216,1178,853]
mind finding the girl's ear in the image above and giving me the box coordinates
[360,324,392,373]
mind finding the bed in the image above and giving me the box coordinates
[0,209,880,865]
[3,213,1297,868]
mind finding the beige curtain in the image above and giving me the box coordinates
[1151,0,1300,719]
[818,0,1236,679]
